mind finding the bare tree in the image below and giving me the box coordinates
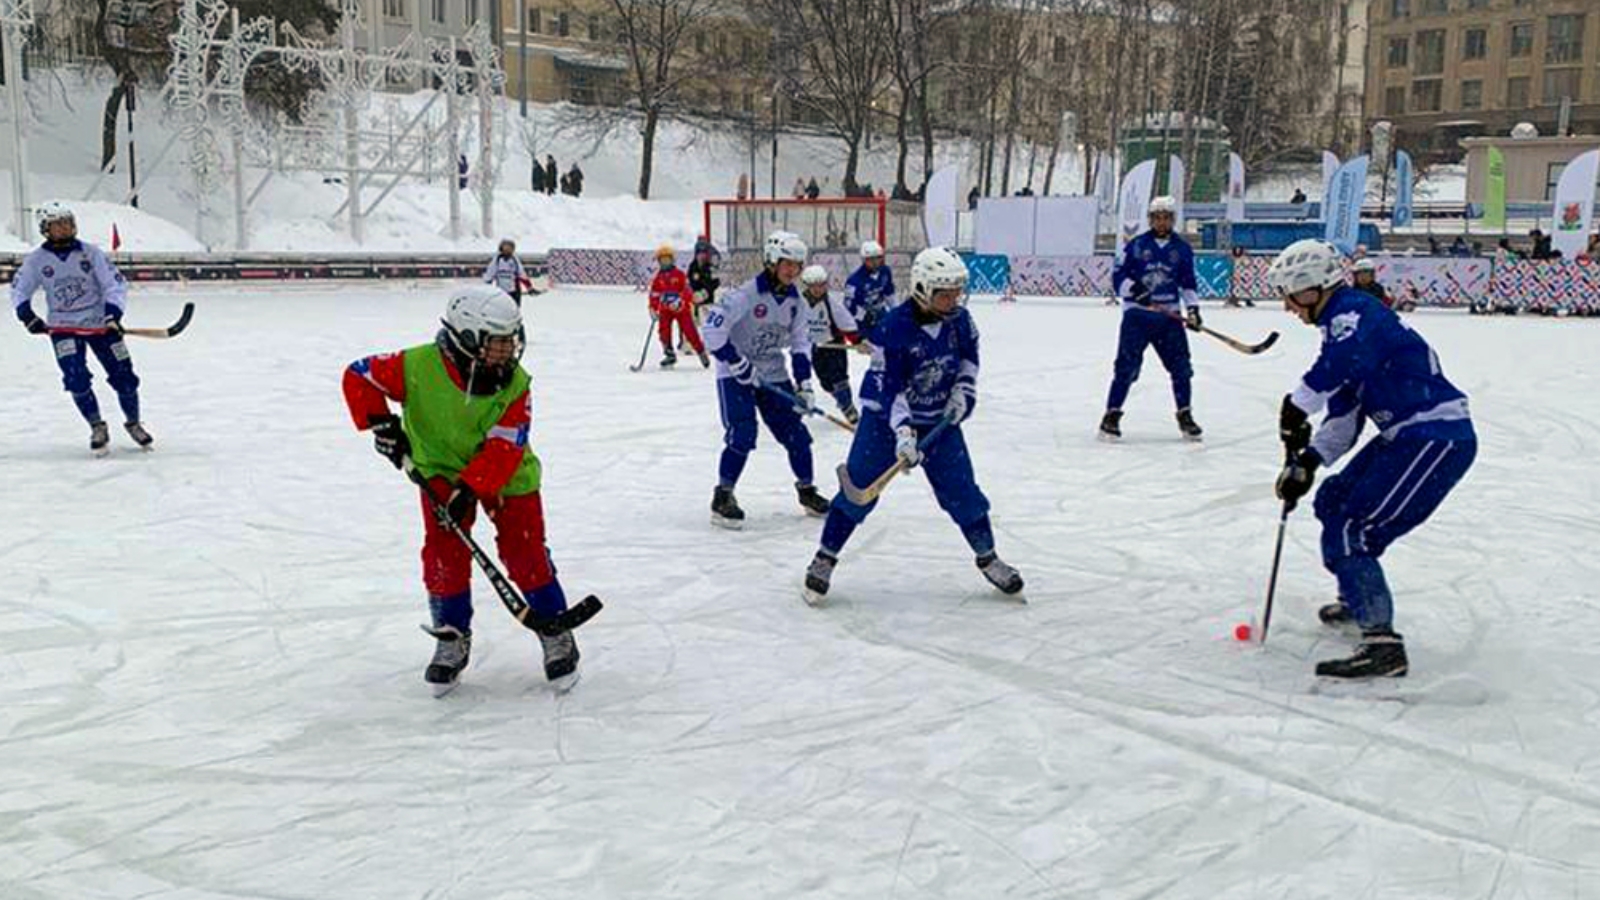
[881,0,963,198]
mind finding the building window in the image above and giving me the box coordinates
[1546,162,1565,201]
[1467,0,1487,7]
[588,17,599,41]
[1506,76,1530,108]
[1463,28,1486,60]
[528,7,540,32]
[1052,35,1066,64]
[1460,79,1483,109]
[1543,68,1582,104]
[1546,15,1585,64]
[1421,0,1446,14]
[1509,22,1533,57]
[1385,85,1407,115]
[1411,79,1442,112]
[432,0,445,25]
[1390,0,1410,19]
[557,11,569,37]
[463,0,477,27]
[383,0,404,19]
[1387,36,1409,67]
[1414,30,1445,75]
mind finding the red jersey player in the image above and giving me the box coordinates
[649,245,708,368]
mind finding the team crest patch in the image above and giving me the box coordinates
[1325,311,1361,343]
[753,303,768,319]
[80,260,92,273]
[42,266,54,278]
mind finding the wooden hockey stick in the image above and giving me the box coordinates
[762,382,856,433]
[836,417,953,505]
[114,302,195,339]
[1160,308,1279,355]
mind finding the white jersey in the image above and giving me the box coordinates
[10,240,128,331]
[803,290,859,347]
[702,273,811,385]
[483,255,527,294]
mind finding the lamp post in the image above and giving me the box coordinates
[1,0,32,240]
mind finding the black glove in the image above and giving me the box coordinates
[103,308,124,333]
[1278,396,1311,454]
[369,414,410,470]
[21,311,47,335]
[443,484,477,527]
[1185,306,1203,331]
[1275,449,1321,512]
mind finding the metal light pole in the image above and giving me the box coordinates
[2,0,32,241]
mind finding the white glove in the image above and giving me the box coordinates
[795,383,815,412]
[727,356,755,386]
[895,425,921,468]
[944,380,975,424]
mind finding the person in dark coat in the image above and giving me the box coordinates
[532,158,546,193]
[967,185,980,210]
[544,154,558,195]
[458,154,469,190]
[805,177,820,200]
[567,163,584,198]
[1290,187,1307,204]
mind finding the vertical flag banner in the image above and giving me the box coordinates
[1392,150,1414,229]
[1483,147,1507,231]
[1227,152,1246,223]
[1321,151,1341,220]
[923,165,961,248]
[1551,148,1600,259]
[1168,155,1187,232]
[1118,159,1157,246]
[1324,154,1370,254]
[1094,152,1118,234]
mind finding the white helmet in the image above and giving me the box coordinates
[763,230,808,266]
[910,246,968,315]
[1266,239,1347,298]
[860,240,885,259]
[1148,196,1177,216]
[1351,257,1377,274]
[800,264,829,287]
[37,200,75,236]
[441,284,525,382]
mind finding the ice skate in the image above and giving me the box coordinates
[698,350,711,368]
[90,421,111,458]
[1175,407,1203,442]
[659,348,678,368]
[539,629,581,692]
[1316,629,1408,679]
[711,485,745,530]
[841,404,860,425]
[125,421,154,451]
[1318,601,1356,628]
[977,552,1025,595]
[421,624,471,697]
[797,484,830,517]
[802,550,836,607]
[1097,410,1122,442]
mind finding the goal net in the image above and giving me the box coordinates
[703,198,927,255]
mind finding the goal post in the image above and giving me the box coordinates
[703,197,927,255]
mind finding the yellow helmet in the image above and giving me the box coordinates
[655,244,675,261]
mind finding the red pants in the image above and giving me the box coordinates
[657,303,704,352]
[420,479,555,598]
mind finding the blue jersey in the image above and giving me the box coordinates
[11,240,128,331]
[877,300,980,430]
[702,272,813,386]
[1113,232,1197,311]
[1292,287,1474,465]
[844,264,896,330]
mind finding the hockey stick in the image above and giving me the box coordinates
[1260,502,1290,645]
[114,302,196,339]
[1159,309,1279,355]
[816,341,875,355]
[836,417,953,506]
[762,382,856,433]
[403,459,602,637]
[627,316,656,372]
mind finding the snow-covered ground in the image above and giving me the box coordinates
[2,283,1597,898]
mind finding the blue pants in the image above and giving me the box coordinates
[820,412,994,556]
[1105,308,1192,411]
[1314,436,1477,629]
[53,332,140,426]
[717,377,814,488]
[812,346,854,412]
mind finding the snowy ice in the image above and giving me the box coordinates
[2,284,1598,898]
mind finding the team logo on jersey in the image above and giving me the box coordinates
[80,260,92,273]
[753,303,768,319]
[1326,311,1361,343]
[42,266,54,278]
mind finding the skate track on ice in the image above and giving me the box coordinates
[2,283,1599,899]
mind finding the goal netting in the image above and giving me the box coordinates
[703,198,927,255]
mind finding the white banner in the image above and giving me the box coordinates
[1118,159,1157,246]
[1551,148,1600,260]
[1323,155,1370,255]
[1031,196,1099,256]
[1227,152,1246,223]
[1168,155,1187,232]
[922,165,961,249]
[974,197,1037,257]
[1094,152,1118,235]
[1321,151,1341,221]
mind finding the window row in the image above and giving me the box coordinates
[1383,69,1589,114]
[1384,15,1587,69]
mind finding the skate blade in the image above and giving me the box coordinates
[550,670,581,694]
[710,513,744,531]
[92,447,111,459]
[1181,434,1204,443]
[1096,431,1120,443]
[802,506,827,519]
[430,679,461,699]
[802,587,829,608]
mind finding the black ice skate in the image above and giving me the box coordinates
[1318,601,1356,627]
[842,404,860,425]
[1176,407,1203,442]
[659,348,678,368]
[1316,629,1408,679]
[698,350,711,368]
[539,629,581,692]
[976,552,1025,595]
[797,484,830,517]
[90,421,111,457]
[711,485,745,530]
[1097,409,1122,442]
[421,624,472,697]
[803,549,837,607]
[125,421,154,451]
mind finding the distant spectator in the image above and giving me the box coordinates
[805,177,820,200]
[792,177,807,199]
[544,154,558,195]
[737,173,749,200]
[1471,241,1484,257]
[875,187,887,200]
[566,162,585,198]
[1584,233,1600,261]
[1428,236,1441,255]
[458,154,469,190]
[967,185,980,210]
[1449,235,1470,257]
[1495,238,1519,262]
[532,158,547,193]
[1529,228,1557,260]
[1290,187,1307,204]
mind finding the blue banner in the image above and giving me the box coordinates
[1195,255,1233,298]
[960,253,1010,294]
[1392,150,1414,229]
[1324,155,1370,255]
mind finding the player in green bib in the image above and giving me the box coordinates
[343,285,580,695]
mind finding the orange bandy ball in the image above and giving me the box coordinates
[1234,623,1253,642]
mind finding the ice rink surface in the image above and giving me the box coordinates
[3,283,1599,899]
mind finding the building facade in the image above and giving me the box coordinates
[1366,0,1600,156]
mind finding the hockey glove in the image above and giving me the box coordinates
[1275,449,1321,512]
[443,484,477,527]
[794,383,815,413]
[369,414,411,470]
[1185,306,1203,331]
[895,425,922,469]
[944,379,977,424]
[727,355,756,387]
[19,307,47,335]
[1278,396,1312,454]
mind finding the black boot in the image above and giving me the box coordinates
[1097,409,1123,441]
[1176,407,1203,441]
[125,421,154,450]
[976,552,1025,595]
[659,348,678,368]
[711,485,745,529]
[90,421,111,457]
[797,484,830,517]
[803,549,837,607]
[421,625,472,697]
[1316,629,1408,679]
